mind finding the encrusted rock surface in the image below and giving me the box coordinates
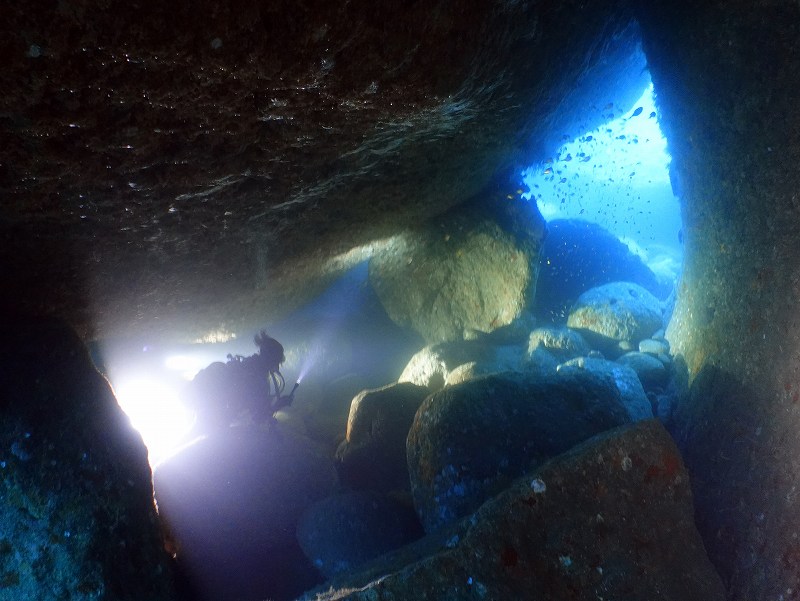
[0,318,175,600]
[639,1,800,596]
[299,420,726,601]
[407,370,630,533]
[0,0,641,341]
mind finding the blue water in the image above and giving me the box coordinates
[522,80,683,284]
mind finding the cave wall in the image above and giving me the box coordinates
[638,1,800,598]
[0,318,175,598]
[0,0,641,342]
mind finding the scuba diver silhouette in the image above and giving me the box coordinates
[186,330,297,432]
[250,330,296,422]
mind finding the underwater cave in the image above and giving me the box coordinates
[1,1,800,600]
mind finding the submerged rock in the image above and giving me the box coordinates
[567,281,664,353]
[407,370,630,533]
[299,421,726,601]
[527,325,591,361]
[336,382,430,493]
[370,194,546,344]
[0,317,175,600]
[639,337,670,356]
[1,1,644,343]
[617,351,669,390]
[535,219,671,323]
[296,491,422,580]
[558,356,653,421]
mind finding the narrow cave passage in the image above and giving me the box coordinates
[523,79,682,286]
[521,36,682,291]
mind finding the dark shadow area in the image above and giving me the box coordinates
[0,223,91,337]
[670,364,773,595]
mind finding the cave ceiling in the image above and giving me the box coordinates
[1,0,640,342]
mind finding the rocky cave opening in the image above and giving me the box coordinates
[2,2,800,600]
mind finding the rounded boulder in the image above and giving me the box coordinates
[406,370,631,533]
[567,281,664,352]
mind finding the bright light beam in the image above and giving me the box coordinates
[114,378,196,466]
[296,343,324,383]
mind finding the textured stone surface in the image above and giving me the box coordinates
[0,318,175,600]
[0,0,641,342]
[639,337,670,356]
[407,371,630,533]
[369,195,546,343]
[398,339,524,392]
[567,281,664,350]
[300,421,726,601]
[617,351,669,390]
[527,325,591,361]
[638,2,800,597]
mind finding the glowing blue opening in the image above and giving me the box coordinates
[522,79,682,283]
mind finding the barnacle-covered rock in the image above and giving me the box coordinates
[407,370,630,533]
[298,421,726,601]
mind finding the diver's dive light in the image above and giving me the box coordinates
[288,381,300,399]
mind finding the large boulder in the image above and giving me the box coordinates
[336,382,430,493]
[0,318,175,600]
[153,426,337,601]
[370,194,546,344]
[299,421,726,601]
[567,281,664,354]
[535,219,672,322]
[407,370,631,533]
